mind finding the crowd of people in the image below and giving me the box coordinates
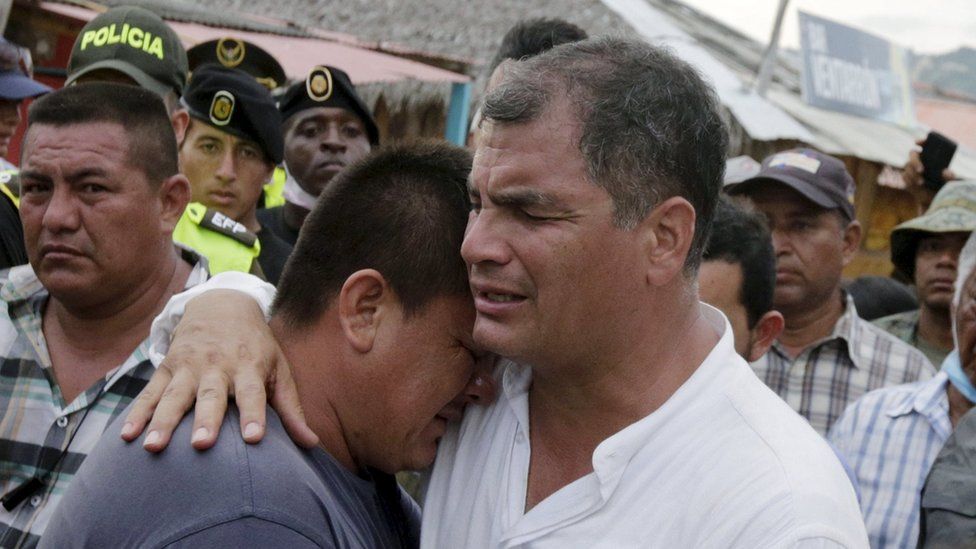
[0,8,974,549]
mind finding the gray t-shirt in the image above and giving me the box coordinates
[39,405,419,548]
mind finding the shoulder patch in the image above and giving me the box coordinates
[198,209,258,247]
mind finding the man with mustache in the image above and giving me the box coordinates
[0,83,209,548]
[726,149,936,435]
[257,65,377,247]
[830,227,976,549]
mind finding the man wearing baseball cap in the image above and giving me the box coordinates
[257,65,377,246]
[66,5,190,138]
[173,64,291,283]
[726,148,935,435]
[0,38,50,270]
[874,181,976,366]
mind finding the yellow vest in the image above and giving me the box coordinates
[262,167,286,208]
[172,203,262,276]
[0,170,19,208]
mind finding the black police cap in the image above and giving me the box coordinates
[182,64,284,164]
[278,65,379,146]
[187,38,286,91]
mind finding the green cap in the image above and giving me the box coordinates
[66,6,188,97]
[890,180,976,278]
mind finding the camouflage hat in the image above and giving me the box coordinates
[890,180,976,279]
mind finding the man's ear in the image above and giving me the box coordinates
[746,310,785,362]
[172,109,190,146]
[158,174,190,233]
[841,219,862,266]
[337,269,391,354]
[642,196,696,286]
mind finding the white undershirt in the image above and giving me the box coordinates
[421,305,869,548]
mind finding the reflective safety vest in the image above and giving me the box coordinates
[0,170,19,208]
[261,166,286,208]
[172,203,262,276]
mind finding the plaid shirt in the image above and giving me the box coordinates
[873,309,951,369]
[0,251,207,548]
[828,371,950,549]
[751,294,937,435]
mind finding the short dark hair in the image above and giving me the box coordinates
[704,197,775,328]
[273,141,472,328]
[25,83,178,184]
[482,37,728,272]
[489,18,587,74]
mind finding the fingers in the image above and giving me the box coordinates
[271,350,319,448]
[142,367,198,453]
[121,366,173,442]
[234,371,268,444]
[190,372,231,450]
[943,168,957,182]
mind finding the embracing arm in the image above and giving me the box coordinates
[121,272,317,451]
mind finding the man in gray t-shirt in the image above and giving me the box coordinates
[42,406,419,548]
[40,143,494,548]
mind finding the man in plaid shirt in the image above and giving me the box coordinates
[727,149,936,435]
[0,84,212,548]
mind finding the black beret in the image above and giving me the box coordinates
[182,64,284,164]
[187,38,286,91]
[278,65,379,145]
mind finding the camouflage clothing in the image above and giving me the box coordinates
[873,309,950,367]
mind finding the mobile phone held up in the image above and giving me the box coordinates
[920,131,957,193]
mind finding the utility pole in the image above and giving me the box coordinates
[754,0,790,97]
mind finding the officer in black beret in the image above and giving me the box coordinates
[257,65,377,246]
[173,64,292,283]
[187,38,286,92]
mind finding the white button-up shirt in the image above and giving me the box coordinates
[421,306,869,548]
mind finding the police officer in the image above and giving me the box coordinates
[65,7,282,281]
[0,38,50,269]
[187,37,288,208]
[258,65,378,246]
[175,64,291,282]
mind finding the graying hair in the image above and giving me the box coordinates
[481,36,728,271]
[952,231,976,349]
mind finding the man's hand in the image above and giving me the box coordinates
[120,289,319,452]
[903,138,957,208]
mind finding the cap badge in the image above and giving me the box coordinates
[210,90,235,126]
[768,152,821,175]
[306,66,333,102]
[216,37,245,68]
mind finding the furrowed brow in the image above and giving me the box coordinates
[18,170,52,184]
[490,187,558,209]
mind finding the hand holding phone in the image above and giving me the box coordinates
[919,131,957,192]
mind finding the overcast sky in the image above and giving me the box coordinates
[680,0,976,54]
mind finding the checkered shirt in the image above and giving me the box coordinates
[0,252,207,548]
[828,371,951,549]
[751,294,937,435]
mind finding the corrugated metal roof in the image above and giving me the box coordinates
[601,0,814,143]
[39,1,469,85]
[608,0,976,178]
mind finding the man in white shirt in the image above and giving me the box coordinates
[127,36,869,547]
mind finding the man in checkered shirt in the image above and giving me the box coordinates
[726,148,936,435]
[0,83,278,548]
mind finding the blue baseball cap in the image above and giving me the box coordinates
[0,38,52,101]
